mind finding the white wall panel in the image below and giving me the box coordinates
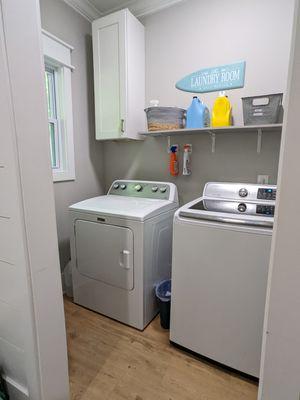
[0,338,26,387]
[0,166,15,218]
[0,262,24,308]
[0,301,24,348]
[0,219,16,265]
[0,0,70,398]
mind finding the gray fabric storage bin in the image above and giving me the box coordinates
[144,106,186,131]
[242,93,283,125]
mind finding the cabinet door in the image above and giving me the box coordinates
[92,11,126,140]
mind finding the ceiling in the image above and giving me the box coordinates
[63,0,185,21]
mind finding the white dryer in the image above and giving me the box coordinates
[170,182,276,377]
[69,180,178,330]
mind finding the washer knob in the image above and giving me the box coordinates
[239,188,248,198]
[120,184,126,190]
[160,187,167,193]
[113,183,119,189]
[238,203,247,213]
[134,184,142,192]
[152,186,158,192]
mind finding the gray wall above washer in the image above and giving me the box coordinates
[103,0,294,205]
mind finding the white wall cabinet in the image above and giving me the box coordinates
[92,9,145,141]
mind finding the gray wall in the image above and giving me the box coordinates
[40,0,104,269]
[104,0,294,205]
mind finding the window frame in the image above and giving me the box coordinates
[42,30,75,182]
[45,65,60,170]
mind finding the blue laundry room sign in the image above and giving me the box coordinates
[175,61,246,93]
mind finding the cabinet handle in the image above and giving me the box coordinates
[121,119,125,133]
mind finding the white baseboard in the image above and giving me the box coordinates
[4,376,29,400]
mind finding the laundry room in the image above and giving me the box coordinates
[1,0,300,400]
[39,0,293,273]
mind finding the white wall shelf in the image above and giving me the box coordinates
[139,124,282,153]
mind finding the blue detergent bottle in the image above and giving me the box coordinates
[186,96,210,129]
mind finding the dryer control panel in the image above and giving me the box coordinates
[108,180,174,201]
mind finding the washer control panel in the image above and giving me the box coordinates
[204,182,277,202]
[256,204,275,216]
[238,188,248,198]
[202,182,277,218]
[238,203,247,213]
[109,181,171,200]
[257,188,276,201]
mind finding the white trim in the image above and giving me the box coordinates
[41,29,74,51]
[1,1,70,398]
[4,375,29,399]
[62,0,185,21]
[130,0,185,17]
[45,55,75,72]
[53,67,76,182]
[63,0,102,21]
[48,118,60,169]
[43,32,76,183]
[42,33,75,71]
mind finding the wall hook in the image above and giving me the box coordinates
[208,132,216,153]
[257,128,262,154]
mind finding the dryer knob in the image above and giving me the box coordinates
[239,188,248,197]
[134,184,142,192]
[238,203,247,213]
[160,187,167,193]
[152,186,158,192]
[120,184,127,190]
[113,183,120,189]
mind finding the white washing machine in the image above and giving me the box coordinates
[69,180,178,330]
[170,182,276,378]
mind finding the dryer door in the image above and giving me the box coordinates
[75,220,134,290]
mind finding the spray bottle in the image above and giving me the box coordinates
[183,144,192,176]
[169,145,179,176]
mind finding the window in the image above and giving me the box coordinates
[42,30,75,182]
[45,66,60,169]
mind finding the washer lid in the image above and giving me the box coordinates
[69,195,177,221]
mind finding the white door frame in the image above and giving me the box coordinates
[259,0,300,398]
[0,0,69,398]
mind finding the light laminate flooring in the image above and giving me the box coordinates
[64,298,258,400]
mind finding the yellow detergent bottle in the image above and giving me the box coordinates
[211,92,232,127]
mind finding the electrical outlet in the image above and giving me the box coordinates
[257,175,269,184]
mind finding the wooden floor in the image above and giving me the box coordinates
[64,298,258,400]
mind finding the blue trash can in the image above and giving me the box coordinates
[155,279,171,329]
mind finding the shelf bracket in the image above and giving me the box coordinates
[209,132,216,153]
[257,128,262,154]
